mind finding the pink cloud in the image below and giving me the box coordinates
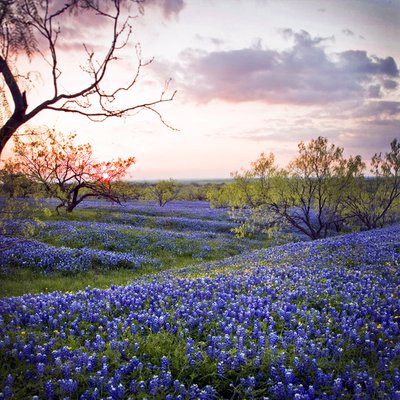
[171,30,399,106]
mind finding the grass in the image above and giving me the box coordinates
[1,204,273,298]
[0,255,199,298]
[0,235,255,297]
[0,269,146,298]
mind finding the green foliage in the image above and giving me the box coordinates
[206,182,246,208]
[146,179,182,206]
[179,183,209,201]
[271,137,363,239]
[0,268,155,299]
[344,138,400,229]
[0,197,53,237]
[0,161,42,198]
[215,137,399,240]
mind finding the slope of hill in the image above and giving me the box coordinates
[1,224,399,399]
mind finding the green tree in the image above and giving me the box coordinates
[269,137,363,239]
[111,181,142,201]
[231,138,363,240]
[0,160,40,198]
[147,179,181,207]
[206,183,239,208]
[344,138,400,229]
[179,183,209,201]
[0,0,176,156]
[8,127,135,212]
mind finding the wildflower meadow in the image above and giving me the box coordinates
[1,200,399,399]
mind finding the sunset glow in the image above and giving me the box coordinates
[3,0,399,180]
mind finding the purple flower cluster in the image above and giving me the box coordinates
[80,212,236,233]
[81,200,229,220]
[1,213,262,273]
[0,235,160,274]
[1,224,399,398]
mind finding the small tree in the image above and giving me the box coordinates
[147,179,181,207]
[9,127,135,212]
[268,137,363,239]
[0,160,39,198]
[228,153,282,237]
[111,181,141,201]
[231,138,363,240]
[344,138,400,229]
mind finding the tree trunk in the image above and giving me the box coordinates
[66,204,76,213]
[0,55,28,156]
[0,116,26,156]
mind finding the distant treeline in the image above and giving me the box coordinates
[0,175,222,203]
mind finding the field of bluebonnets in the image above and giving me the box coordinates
[1,199,400,399]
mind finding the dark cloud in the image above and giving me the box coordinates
[176,30,399,105]
[338,50,398,76]
[280,29,334,45]
[367,85,381,98]
[352,101,400,118]
[144,0,186,18]
[343,120,400,153]
[34,0,186,56]
[382,79,398,90]
[342,29,355,36]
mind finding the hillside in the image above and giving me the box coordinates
[1,220,399,399]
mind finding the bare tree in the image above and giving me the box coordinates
[0,0,176,156]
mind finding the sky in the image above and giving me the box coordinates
[4,0,400,179]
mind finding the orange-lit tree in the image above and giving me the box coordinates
[9,127,135,212]
[0,0,176,156]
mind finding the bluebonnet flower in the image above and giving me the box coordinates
[1,214,399,398]
[44,380,55,400]
[148,375,161,395]
[161,355,169,371]
[58,378,78,394]
[128,379,136,394]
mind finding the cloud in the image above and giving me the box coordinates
[32,0,187,60]
[338,50,398,76]
[367,85,381,98]
[150,29,399,159]
[342,119,400,153]
[172,30,399,106]
[352,101,400,118]
[144,0,186,18]
[382,79,398,90]
[194,34,225,46]
[342,28,355,36]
